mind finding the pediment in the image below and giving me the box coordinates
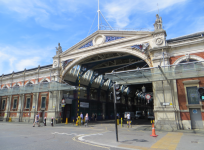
[61,30,152,56]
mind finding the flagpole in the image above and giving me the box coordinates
[98,0,100,30]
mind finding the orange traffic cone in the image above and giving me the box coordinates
[150,123,158,137]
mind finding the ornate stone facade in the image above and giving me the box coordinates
[0,15,204,130]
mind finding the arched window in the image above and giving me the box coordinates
[26,81,33,86]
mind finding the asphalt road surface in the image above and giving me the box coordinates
[0,123,120,150]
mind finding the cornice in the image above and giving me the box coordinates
[149,46,171,52]
[168,38,204,48]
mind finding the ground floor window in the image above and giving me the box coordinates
[13,99,17,109]
[2,100,6,109]
[186,86,199,104]
[41,97,46,108]
[26,98,31,108]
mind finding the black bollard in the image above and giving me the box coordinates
[44,117,46,126]
[51,117,53,127]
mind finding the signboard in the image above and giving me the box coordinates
[202,96,204,101]
[33,106,35,108]
[192,109,197,114]
[80,102,89,108]
[162,102,170,106]
[61,104,65,107]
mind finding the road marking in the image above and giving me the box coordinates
[72,132,111,150]
[52,132,81,136]
[151,132,183,150]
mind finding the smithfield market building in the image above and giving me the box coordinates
[0,14,204,130]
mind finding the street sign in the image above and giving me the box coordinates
[62,99,65,104]
[80,102,89,108]
[192,109,197,114]
[162,102,170,106]
[145,94,151,100]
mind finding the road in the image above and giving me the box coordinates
[0,123,119,150]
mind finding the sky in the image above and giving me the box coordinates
[0,0,204,75]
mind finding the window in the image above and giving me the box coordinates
[13,99,17,109]
[41,97,46,108]
[2,100,5,109]
[186,86,199,104]
[26,98,31,108]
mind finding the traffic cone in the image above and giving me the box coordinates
[150,123,158,137]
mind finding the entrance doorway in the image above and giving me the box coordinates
[64,104,71,122]
[189,108,203,129]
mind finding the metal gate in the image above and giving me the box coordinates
[189,108,203,129]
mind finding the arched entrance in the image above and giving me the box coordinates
[61,51,154,125]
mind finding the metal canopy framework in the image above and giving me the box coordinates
[0,82,78,97]
[105,61,204,85]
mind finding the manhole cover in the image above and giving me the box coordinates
[191,141,198,143]
[120,141,133,144]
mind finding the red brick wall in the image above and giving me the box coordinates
[177,78,204,111]
[170,52,204,65]
[172,53,204,121]
[180,112,191,120]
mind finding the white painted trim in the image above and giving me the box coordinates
[25,80,35,86]
[40,78,50,83]
[173,55,204,65]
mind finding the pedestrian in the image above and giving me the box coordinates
[94,113,97,121]
[85,113,89,127]
[33,113,40,127]
[127,113,131,127]
[117,113,119,119]
[80,112,83,125]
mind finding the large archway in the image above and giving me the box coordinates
[60,50,154,125]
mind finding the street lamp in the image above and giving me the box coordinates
[142,85,146,93]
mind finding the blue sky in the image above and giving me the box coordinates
[0,0,204,74]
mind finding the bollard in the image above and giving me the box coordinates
[61,118,62,123]
[51,117,53,127]
[78,116,81,125]
[121,118,123,127]
[117,119,119,125]
[56,118,58,124]
[73,119,75,126]
[65,118,68,124]
[76,118,78,126]
[44,117,46,126]
[9,117,12,122]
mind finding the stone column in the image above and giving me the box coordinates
[30,93,38,122]
[5,96,11,120]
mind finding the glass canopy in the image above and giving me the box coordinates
[0,82,78,96]
[105,61,204,85]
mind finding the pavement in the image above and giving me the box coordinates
[1,119,204,150]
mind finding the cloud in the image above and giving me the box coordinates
[102,0,188,28]
[0,0,92,30]
[0,45,54,74]
[15,57,41,71]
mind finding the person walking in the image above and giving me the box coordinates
[127,113,131,128]
[80,112,83,125]
[85,113,89,127]
[94,113,97,121]
[33,113,40,127]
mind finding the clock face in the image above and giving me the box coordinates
[156,38,163,45]
[54,61,57,67]
[93,35,105,46]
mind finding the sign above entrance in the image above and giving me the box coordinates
[80,102,89,108]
